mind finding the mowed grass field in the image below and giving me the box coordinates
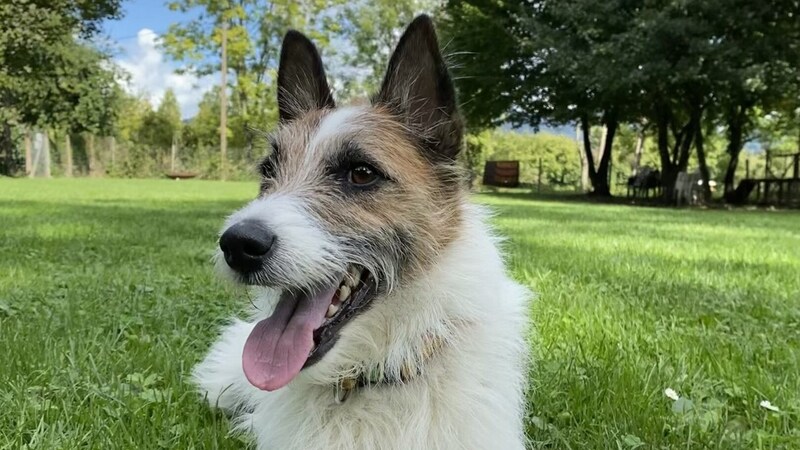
[1,178,798,449]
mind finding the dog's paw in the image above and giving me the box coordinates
[192,318,258,412]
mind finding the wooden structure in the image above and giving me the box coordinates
[626,166,661,198]
[483,161,520,187]
[732,151,800,206]
[165,172,198,180]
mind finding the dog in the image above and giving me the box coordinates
[193,15,531,450]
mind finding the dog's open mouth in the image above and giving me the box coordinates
[242,265,376,391]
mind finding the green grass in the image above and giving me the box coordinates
[1,178,798,449]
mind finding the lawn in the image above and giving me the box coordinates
[1,178,798,449]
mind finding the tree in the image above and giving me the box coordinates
[442,0,800,201]
[711,0,800,197]
[337,0,437,96]
[136,89,184,174]
[183,87,222,150]
[139,89,182,149]
[443,0,642,196]
[439,1,520,130]
[115,95,152,144]
[631,0,800,200]
[0,0,123,175]
[162,0,345,160]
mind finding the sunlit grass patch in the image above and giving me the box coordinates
[1,178,798,448]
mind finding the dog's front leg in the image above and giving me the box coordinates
[193,318,263,413]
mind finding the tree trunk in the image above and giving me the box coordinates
[694,111,712,202]
[64,133,73,177]
[580,114,597,181]
[0,122,17,176]
[599,125,608,163]
[576,125,589,192]
[655,106,676,201]
[655,111,671,174]
[676,121,695,173]
[723,107,746,199]
[579,112,617,197]
[592,110,617,197]
[655,102,701,202]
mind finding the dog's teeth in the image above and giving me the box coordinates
[347,267,361,287]
[338,285,351,301]
[326,304,339,318]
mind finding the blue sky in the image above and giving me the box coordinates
[101,1,575,138]
[103,0,183,41]
[102,0,211,118]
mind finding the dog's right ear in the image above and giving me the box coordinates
[277,31,335,123]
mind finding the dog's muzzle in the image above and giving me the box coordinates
[219,220,276,273]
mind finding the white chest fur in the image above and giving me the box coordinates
[194,204,532,450]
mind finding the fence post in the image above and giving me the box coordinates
[537,158,542,193]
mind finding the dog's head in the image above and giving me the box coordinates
[216,15,465,391]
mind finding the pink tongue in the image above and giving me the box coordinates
[242,286,337,391]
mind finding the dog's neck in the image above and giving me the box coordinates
[331,330,448,403]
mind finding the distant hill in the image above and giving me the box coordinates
[500,122,576,138]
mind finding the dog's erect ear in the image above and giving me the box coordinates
[277,31,335,123]
[374,15,463,160]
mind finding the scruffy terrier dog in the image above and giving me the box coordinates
[194,15,530,450]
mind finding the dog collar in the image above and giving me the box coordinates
[333,333,445,403]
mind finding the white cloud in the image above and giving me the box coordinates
[115,29,216,118]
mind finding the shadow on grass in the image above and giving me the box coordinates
[2,188,798,448]
[479,190,800,214]
[482,193,800,235]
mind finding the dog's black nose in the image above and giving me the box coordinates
[219,220,276,273]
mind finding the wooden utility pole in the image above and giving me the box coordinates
[43,129,51,178]
[219,20,228,180]
[64,133,73,177]
[109,136,116,174]
[170,134,177,172]
[24,130,32,176]
[29,130,40,177]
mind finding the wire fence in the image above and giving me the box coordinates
[23,131,259,180]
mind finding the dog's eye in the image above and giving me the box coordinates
[349,164,380,186]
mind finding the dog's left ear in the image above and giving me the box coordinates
[277,30,335,123]
[374,15,463,160]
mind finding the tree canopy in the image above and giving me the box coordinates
[442,0,800,198]
[0,0,123,174]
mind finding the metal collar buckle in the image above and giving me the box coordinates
[334,377,356,404]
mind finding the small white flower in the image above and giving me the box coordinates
[759,400,780,412]
[664,388,679,401]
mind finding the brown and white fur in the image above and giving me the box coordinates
[193,15,531,450]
